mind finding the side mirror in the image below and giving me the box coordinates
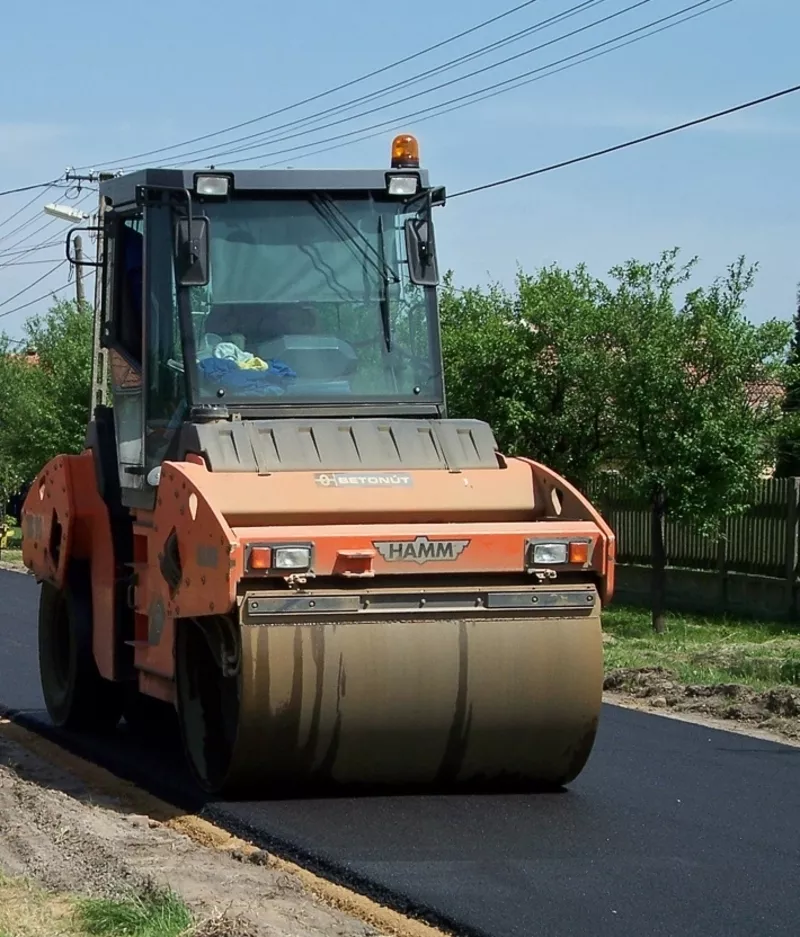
[175,216,210,287]
[405,216,439,287]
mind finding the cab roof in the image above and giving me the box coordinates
[99,167,432,208]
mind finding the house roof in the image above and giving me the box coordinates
[745,378,784,409]
[5,349,39,366]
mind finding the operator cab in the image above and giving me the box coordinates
[68,135,448,509]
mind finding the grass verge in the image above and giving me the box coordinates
[0,876,197,937]
[75,885,193,937]
[0,548,23,567]
[0,874,77,937]
[603,606,800,688]
[0,520,23,568]
[602,605,800,738]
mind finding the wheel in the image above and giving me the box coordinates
[38,569,124,732]
[175,617,241,795]
[122,690,178,741]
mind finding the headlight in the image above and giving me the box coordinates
[387,174,419,195]
[195,174,230,197]
[530,542,568,565]
[273,546,312,570]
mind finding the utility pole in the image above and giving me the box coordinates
[64,169,120,412]
[74,235,85,306]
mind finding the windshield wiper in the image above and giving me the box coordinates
[309,193,399,287]
[377,214,391,353]
[306,192,395,352]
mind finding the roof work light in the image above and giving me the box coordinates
[391,134,420,169]
[195,174,231,197]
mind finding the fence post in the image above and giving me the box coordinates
[784,478,800,620]
[716,519,728,614]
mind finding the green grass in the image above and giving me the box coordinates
[0,876,196,937]
[0,521,23,565]
[74,887,193,937]
[603,606,800,690]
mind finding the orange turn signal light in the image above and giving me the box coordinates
[391,133,420,169]
[248,546,273,570]
[569,541,589,565]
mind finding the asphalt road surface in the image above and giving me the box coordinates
[1,567,798,936]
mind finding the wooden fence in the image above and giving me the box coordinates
[587,475,800,582]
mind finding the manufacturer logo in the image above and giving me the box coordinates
[373,536,470,565]
[314,472,413,488]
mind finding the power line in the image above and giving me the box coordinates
[0,236,65,260]
[249,1,730,171]
[78,0,549,169]
[3,84,795,330]
[141,0,614,169]
[0,206,59,249]
[0,218,62,260]
[163,0,660,168]
[449,81,800,198]
[0,183,60,235]
[65,0,735,176]
[244,0,730,168]
[0,190,94,261]
[0,281,73,320]
[0,191,98,319]
[0,180,86,247]
[0,179,63,199]
[0,260,69,311]
[0,257,67,267]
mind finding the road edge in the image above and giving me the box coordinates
[603,691,800,748]
[0,713,457,937]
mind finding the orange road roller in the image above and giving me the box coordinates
[21,134,615,796]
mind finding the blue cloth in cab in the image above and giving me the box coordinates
[199,355,296,394]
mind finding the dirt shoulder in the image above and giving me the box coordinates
[601,603,800,746]
[603,668,800,745]
[0,718,446,937]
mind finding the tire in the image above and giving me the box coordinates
[175,618,241,795]
[122,690,178,741]
[38,568,124,732]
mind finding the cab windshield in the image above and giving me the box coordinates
[180,193,441,407]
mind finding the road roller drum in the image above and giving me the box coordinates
[175,585,604,796]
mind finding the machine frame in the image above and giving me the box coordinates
[21,135,616,797]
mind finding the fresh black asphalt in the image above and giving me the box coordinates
[1,568,798,936]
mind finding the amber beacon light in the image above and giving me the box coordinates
[391,134,420,169]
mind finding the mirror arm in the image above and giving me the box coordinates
[65,225,104,268]
[137,183,193,218]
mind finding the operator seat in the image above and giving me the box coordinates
[204,302,318,353]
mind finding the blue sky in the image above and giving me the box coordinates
[0,0,797,341]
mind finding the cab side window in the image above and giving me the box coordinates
[145,205,187,471]
[109,215,146,489]
[114,217,144,367]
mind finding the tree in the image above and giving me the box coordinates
[439,266,618,487]
[600,248,795,632]
[774,284,800,477]
[0,298,93,489]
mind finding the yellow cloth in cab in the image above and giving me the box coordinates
[238,355,269,370]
